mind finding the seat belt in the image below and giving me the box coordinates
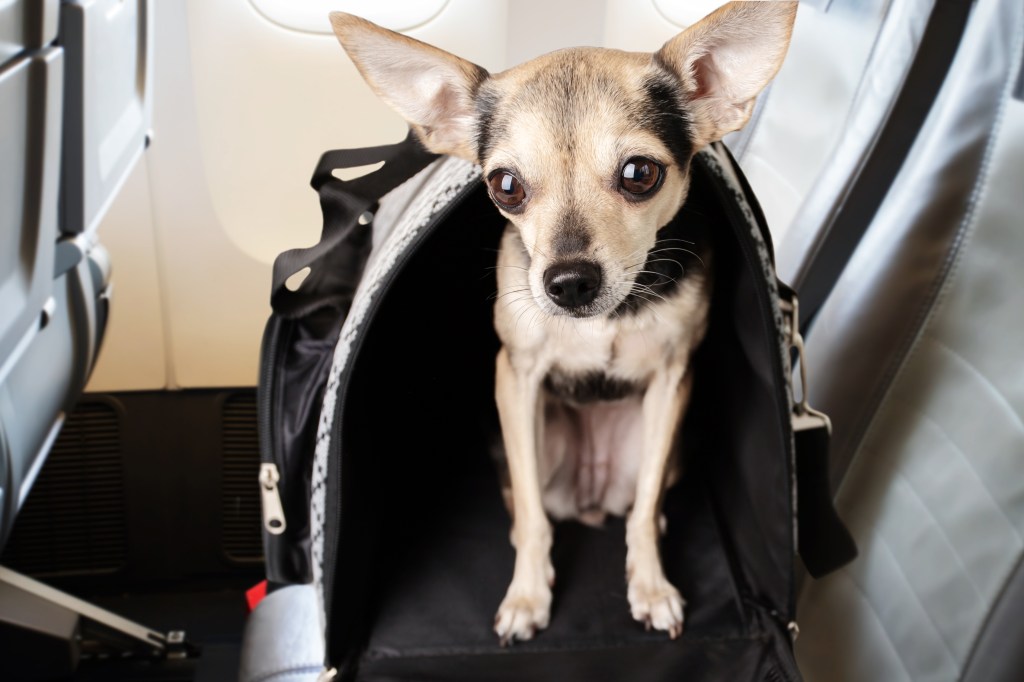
[795,0,975,335]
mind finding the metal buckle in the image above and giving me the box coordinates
[780,294,831,435]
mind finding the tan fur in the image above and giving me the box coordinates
[483,49,692,319]
[329,13,487,160]
[657,1,798,143]
[329,1,797,645]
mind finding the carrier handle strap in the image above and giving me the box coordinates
[779,283,858,578]
[271,131,439,318]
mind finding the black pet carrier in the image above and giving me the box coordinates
[257,132,856,681]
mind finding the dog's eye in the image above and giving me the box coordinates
[620,157,662,196]
[487,171,526,209]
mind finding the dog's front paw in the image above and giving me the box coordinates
[494,582,552,646]
[627,574,685,639]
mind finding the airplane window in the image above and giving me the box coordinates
[652,0,737,27]
[247,0,448,34]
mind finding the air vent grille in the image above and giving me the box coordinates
[222,392,263,563]
[1,401,126,577]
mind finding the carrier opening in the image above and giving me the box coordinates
[327,161,794,679]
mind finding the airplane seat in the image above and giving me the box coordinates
[0,3,153,677]
[794,0,1024,678]
[0,0,146,550]
[0,0,63,548]
[729,0,940,283]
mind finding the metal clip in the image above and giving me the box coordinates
[780,294,831,435]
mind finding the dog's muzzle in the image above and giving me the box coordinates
[543,260,602,310]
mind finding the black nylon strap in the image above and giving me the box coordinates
[271,131,438,318]
[777,282,857,577]
[795,423,858,577]
[795,0,974,335]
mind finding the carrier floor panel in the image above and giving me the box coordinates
[359,469,755,676]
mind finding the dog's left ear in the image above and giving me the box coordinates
[656,1,797,145]
[329,12,488,161]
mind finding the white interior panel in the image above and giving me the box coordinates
[603,0,678,52]
[119,0,507,389]
[505,0,605,65]
[652,0,729,28]
[248,0,449,35]
[184,0,504,268]
[85,157,167,392]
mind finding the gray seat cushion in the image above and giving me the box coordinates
[795,0,1024,679]
[239,584,324,682]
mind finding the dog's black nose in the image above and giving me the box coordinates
[543,261,602,309]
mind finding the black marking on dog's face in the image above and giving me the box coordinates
[544,369,644,404]
[614,205,710,317]
[636,73,693,170]
[551,206,592,256]
[475,85,504,162]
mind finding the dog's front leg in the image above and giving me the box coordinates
[494,347,554,645]
[626,365,692,638]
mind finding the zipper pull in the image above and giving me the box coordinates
[259,463,287,535]
[316,668,338,681]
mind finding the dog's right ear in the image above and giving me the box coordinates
[655,1,797,145]
[329,12,487,162]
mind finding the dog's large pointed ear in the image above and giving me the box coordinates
[655,1,797,145]
[329,12,488,161]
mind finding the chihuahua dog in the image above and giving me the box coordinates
[330,1,796,645]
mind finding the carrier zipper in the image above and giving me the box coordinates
[769,611,803,681]
[259,463,287,535]
[321,179,481,668]
[701,150,798,623]
[257,316,294,570]
[257,316,282,471]
[254,253,287,555]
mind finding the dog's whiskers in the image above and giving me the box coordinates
[486,264,530,272]
[628,270,678,287]
[637,258,687,272]
[625,291,668,325]
[631,283,672,306]
[644,247,706,269]
[501,295,537,310]
[491,286,533,302]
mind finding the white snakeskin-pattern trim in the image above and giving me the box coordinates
[700,146,787,363]
[309,156,481,632]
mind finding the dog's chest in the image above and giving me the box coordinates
[540,314,677,402]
